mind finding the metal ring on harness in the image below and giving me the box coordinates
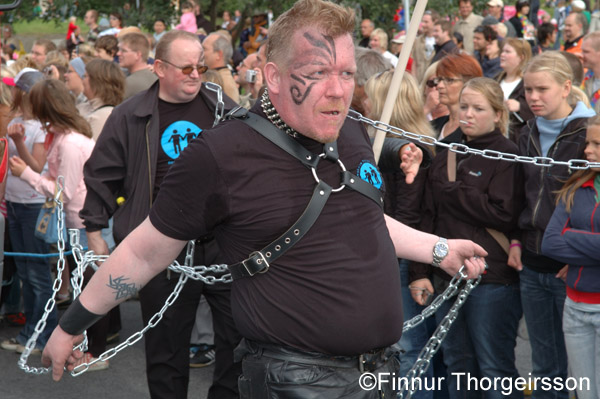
[311,153,347,193]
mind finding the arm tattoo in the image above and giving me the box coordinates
[289,32,337,105]
[107,275,139,300]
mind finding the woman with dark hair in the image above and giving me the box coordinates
[80,58,125,139]
[99,12,123,37]
[430,53,483,139]
[508,0,536,47]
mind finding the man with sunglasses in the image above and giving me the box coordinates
[78,29,241,398]
[118,32,158,100]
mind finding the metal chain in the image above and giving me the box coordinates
[18,177,69,375]
[347,110,600,170]
[399,269,482,399]
[402,266,472,333]
[204,82,225,127]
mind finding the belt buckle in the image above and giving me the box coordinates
[242,251,270,276]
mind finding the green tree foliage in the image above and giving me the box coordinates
[4,0,177,30]
[4,0,465,37]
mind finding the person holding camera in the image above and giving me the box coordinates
[235,52,263,109]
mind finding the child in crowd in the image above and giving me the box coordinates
[510,51,595,399]
[542,115,600,399]
[175,2,198,33]
[0,68,55,355]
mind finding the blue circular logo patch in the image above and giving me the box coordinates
[161,121,202,160]
[357,161,382,189]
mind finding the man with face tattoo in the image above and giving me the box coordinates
[43,1,487,397]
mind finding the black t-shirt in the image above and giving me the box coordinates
[154,96,213,199]
[149,105,403,356]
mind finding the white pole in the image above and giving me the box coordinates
[372,0,428,164]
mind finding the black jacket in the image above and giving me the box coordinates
[409,128,524,285]
[79,81,238,242]
[517,116,589,272]
[431,40,458,65]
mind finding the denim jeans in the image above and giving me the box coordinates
[519,266,568,399]
[562,298,600,399]
[435,282,523,399]
[6,201,57,349]
[399,259,435,399]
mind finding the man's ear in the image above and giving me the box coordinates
[263,62,281,94]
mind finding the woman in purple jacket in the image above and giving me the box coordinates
[542,115,600,399]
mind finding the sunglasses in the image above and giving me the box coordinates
[160,59,208,75]
[426,79,437,88]
[433,77,463,86]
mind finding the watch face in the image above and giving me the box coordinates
[434,242,448,257]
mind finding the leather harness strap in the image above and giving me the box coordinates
[226,107,383,280]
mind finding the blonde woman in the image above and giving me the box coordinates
[410,78,524,397]
[511,51,596,398]
[496,38,534,142]
[363,70,436,386]
[369,28,398,67]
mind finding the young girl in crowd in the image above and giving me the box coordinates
[8,80,95,351]
[9,78,93,233]
[509,51,595,399]
[0,68,56,355]
[410,77,524,399]
[542,115,600,399]
[496,38,534,142]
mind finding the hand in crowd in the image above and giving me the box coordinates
[8,156,27,177]
[400,142,423,184]
[7,123,25,142]
[86,230,110,259]
[505,99,520,113]
[556,265,568,282]
[507,243,523,271]
[441,239,487,279]
[410,278,434,306]
[41,326,85,381]
[423,88,440,115]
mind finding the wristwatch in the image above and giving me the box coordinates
[432,237,449,267]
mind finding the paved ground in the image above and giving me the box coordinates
[0,299,213,399]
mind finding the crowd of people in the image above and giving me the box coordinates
[0,0,597,398]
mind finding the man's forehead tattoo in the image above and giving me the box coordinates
[303,32,336,64]
[288,32,338,105]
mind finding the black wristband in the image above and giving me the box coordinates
[58,296,105,335]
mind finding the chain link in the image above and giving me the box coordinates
[18,177,68,375]
[204,82,225,127]
[348,110,600,169]
[399,269,482,399]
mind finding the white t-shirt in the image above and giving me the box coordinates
[5,117,47,203]
[500,78,521,100]
[382,51,399,68]
[425,36,436,59]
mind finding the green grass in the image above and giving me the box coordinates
[11,18,88,36]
